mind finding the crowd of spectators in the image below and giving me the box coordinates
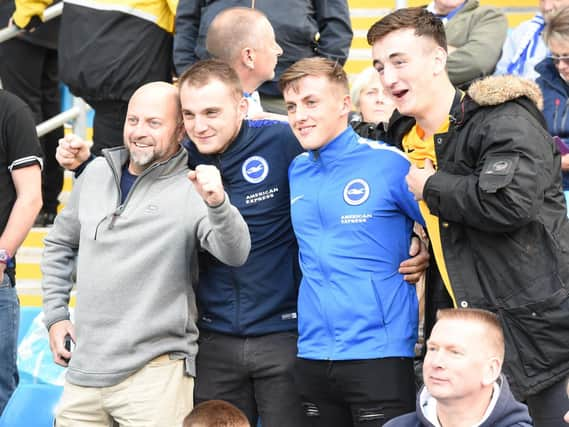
[2,1,569,426]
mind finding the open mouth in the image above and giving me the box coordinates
[133,142,152,148]
[392,89,408,99]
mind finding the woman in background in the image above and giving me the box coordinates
[350,67,396,139]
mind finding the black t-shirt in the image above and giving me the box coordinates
[0,89,43,234]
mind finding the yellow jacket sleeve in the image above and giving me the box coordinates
[13,0,53,29]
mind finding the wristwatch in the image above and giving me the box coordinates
[0,249,12,265]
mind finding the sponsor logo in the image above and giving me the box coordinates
[343,179,370,206]
[245,186,279,205]
[242,156,269,183]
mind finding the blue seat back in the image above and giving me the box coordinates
[0,384,63,427]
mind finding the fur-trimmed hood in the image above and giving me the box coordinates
[467,75,544,111]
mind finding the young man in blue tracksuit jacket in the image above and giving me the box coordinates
[280,57,424,426]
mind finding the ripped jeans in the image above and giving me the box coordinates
[294,357,415,427]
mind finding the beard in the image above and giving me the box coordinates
[129,147,156,170]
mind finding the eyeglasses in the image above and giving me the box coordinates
[551,55,569,67]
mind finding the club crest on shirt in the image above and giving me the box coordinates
[242,156,269,184]
[343,179,370,206]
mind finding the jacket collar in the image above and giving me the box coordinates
[536,57,569,95]
[308,126,354,164]
[102,145,188,178]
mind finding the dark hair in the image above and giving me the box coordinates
[278,57,349,94]
[178,59,243,101]
[183,400,250,427]
[367,7,447,52]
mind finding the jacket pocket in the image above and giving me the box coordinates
[498,286,569,378]
[479,154,519,193]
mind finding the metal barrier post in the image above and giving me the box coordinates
[0,2,63,44]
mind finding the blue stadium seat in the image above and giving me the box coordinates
[0,383,62,427]
[18,306,42,346]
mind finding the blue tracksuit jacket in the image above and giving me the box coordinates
[289,127,424,360]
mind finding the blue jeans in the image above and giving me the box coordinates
[0,273,19,415]
[195,330,306,427]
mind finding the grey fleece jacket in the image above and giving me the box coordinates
[41,146,250,387]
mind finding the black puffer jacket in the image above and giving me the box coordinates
[358,75,569,399]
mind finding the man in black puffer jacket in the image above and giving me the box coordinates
[366,7,569,426]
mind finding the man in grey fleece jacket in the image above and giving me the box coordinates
[40,81,251,426]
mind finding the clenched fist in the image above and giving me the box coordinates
[56,134,92,171]
[188,164,225,207]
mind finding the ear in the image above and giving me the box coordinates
[240,47,255,70]
[481,357,502,386]
[237,96,249,119]
[175,121,186,143]
[433,46,448,76]
[340,94,352,116]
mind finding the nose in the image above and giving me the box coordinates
[294,104,308,122]
[275,42,283,56]
[381,65,397,88]
[558,59,569,73]
[193,115,208,133]
[130,122,147,139]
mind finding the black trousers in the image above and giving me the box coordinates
[294,357,416,427]
[195,330,307,427]
[526,376,569,427]
[0,37,63,214]
[87,100,129,156]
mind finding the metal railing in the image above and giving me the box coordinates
[0,2,90,140]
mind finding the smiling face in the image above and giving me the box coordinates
[180,78,248,155]
[123,83,183,175]
[372,28,447,122]
[283,74,350,151]
[423,318,500,403]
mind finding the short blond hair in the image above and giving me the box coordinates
[279,57,349,95]
[436,308,505,362]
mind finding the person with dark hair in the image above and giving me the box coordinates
[385,309,532,427]
[184,400,250,427]
[280,57,425,426]
[368,7,569,427]
[0,89,43,414]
